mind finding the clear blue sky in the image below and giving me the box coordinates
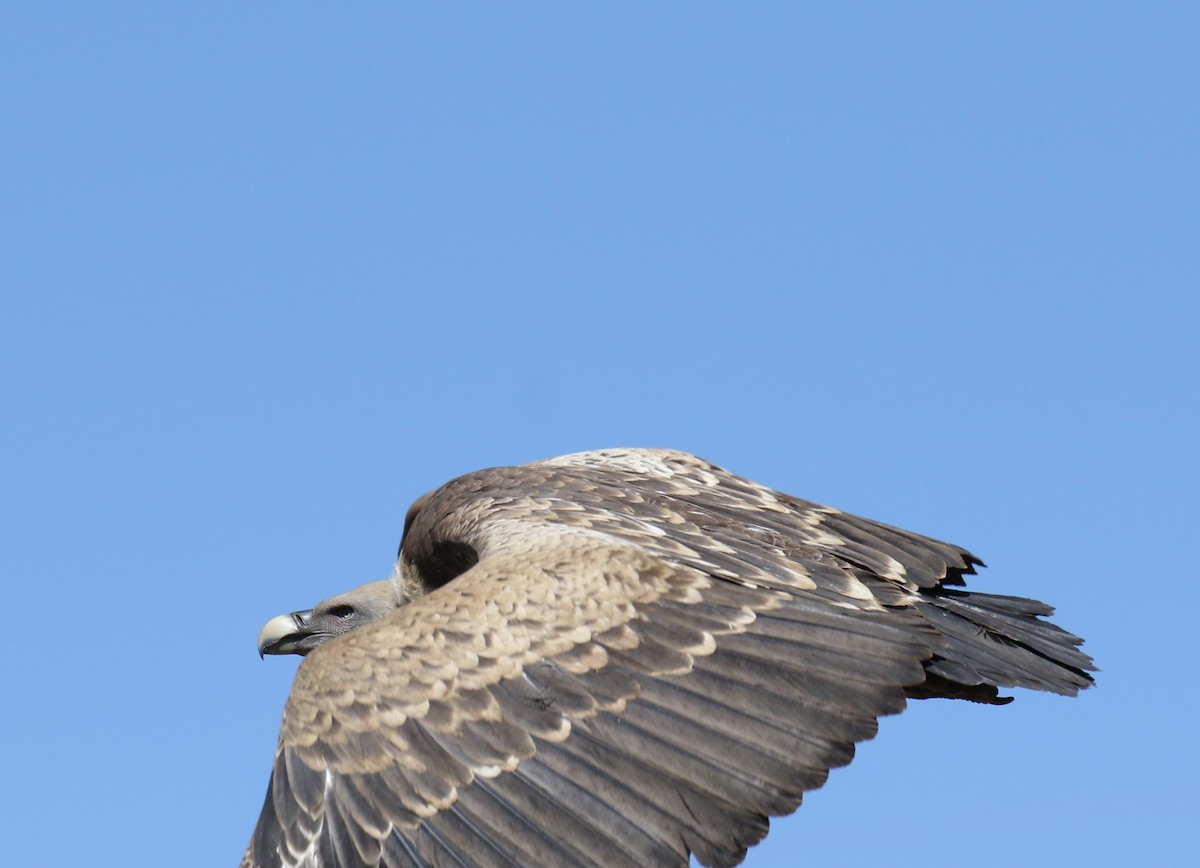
[3,4,1195,866]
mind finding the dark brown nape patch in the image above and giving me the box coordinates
[415,540,480,589]
[397,492,434,558]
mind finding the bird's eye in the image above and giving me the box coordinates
[328,604,355,619]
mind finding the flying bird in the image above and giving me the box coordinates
[245,448,1094,868]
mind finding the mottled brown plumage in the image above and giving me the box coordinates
[246,449,1094,868]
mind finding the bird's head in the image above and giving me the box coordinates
[257,580,402,657]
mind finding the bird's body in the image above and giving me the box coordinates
[246,448,1093,868]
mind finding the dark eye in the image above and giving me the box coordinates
[327,604,355,619]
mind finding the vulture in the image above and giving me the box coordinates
[245,448,1094,868]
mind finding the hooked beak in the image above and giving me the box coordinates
[257,609,320,657]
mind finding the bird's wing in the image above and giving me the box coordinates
[243,448,1090,868]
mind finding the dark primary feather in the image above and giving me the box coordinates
[245,448,1094,868]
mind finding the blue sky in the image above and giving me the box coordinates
[2,4,1195,866]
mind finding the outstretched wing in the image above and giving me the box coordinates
[244,449,1092,868]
